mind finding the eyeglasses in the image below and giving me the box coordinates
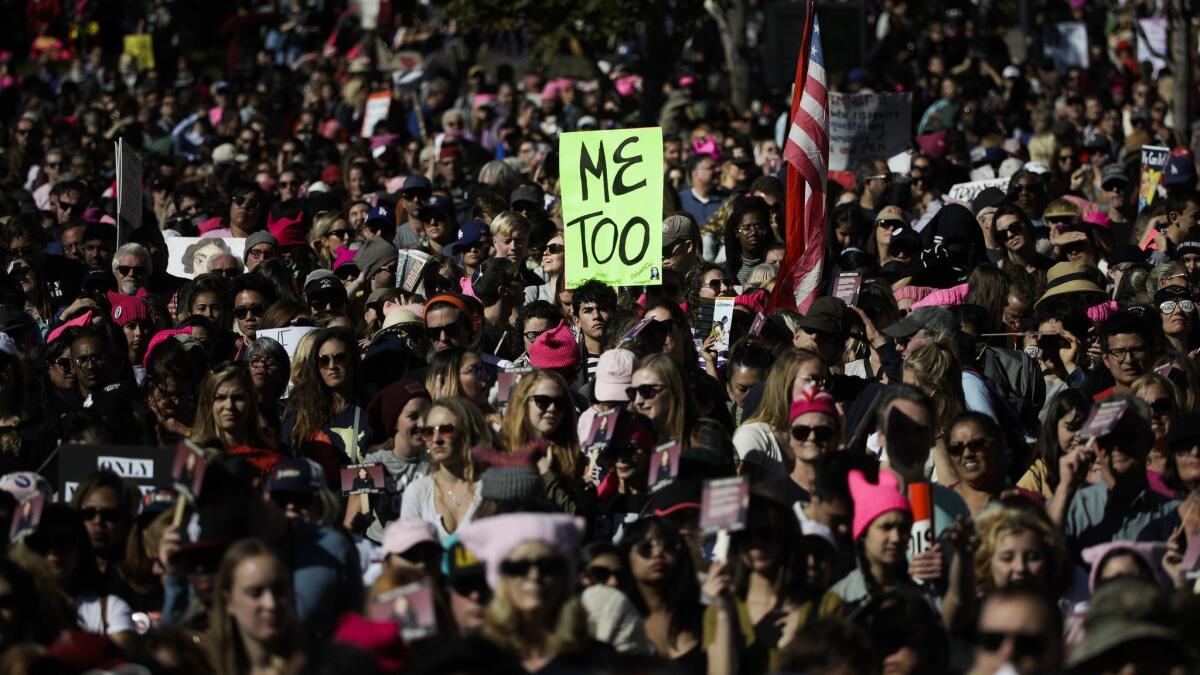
[531,394,569,412]
[633,537,681,558]
[1147,397,1173,416]
[1104,345,1148,361]
[790,424,836,443]
[327,229,354,241]
[948,437,992,455]
[232,194,261,210]
[705,278,735,292]
[79,507,122,523]
[1159,300,1195,315]
[737,222,768,234]
[116,265,145,276]
[74,354,108,368]
[975,630,1047,660]
[523,330,547,343]
[247,247,275,260]
[876,219,906,230]
[585,565,620,583]
[402,189,431,202]
[318,352,349,369]
[234,304,266,319]
[418,423,457,441]
[427,322,463,339]
[52,357,72,371]
[543,243,564,255]
[461,364,495,382]
[1010,182,1043,194]
[626,384,665,401]
[248,357,280,370]
[499,556,567,579]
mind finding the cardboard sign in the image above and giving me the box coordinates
[699,476,751,534]
[828,92,913,172]
[254,326,318,361]
[907,482,935,559]
[1079,398,1130,441]
[1044,22,1089,70]
[341,464,385,495]
[1138,145,1171,213]
[370,581,438,641]
[9,493,44,541]
[116,138,142,243]
[165,237,246,279]
[361,91,392,138]
[170,440,208,499]
[559,127,663,288]
[947,177,1008,203]
[397,249,432,293]
[832,272,862,306]
[648,441,682,492]
[122,34,155,70]
[58,444,175,501]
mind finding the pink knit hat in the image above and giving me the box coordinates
[789,385,838,423]
[735,289,768,314]
[529,320,580,370]
[46,310,93,344]
[106,292,149,327]
[893,285,935,302]
[848,469,910,540]
[143,327,193,368]
[332,246,357,272]
[458,513,586,589]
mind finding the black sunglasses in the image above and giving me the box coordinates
[234,304,266,320]
[116,265,146,276]
[626,384,664,401]
[585,565,621,583]
[975,630,1047,659]
[790,424,836,443]
[499,556,567,578]
[318,352,349,368]
[449,572,491,599]
[232,194,261,210]
[705,278,736,292]
[543,243,565,255]
[79,507,122,523]
[948,438,992,455]
[530,394,569,412]
[427,322,463,338]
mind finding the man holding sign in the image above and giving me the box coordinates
[559,128,664,288]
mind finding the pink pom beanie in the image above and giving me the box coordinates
[528,320,580,370]
[789,384,839,422]
[848,469,911,540]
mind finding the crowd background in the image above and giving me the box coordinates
[0,0,1195,674]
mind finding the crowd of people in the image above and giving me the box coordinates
[0,0,1196,674]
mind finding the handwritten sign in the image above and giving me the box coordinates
[361,91,392,138]
[254,326,317,361]
[122,34,155,70]
[165,237,246,279]
[560,128,663,288]
[947,177,1009,203]
[828,92,912,172]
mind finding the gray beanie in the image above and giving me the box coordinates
[304,268,338,288]
[354,237,399,280]
[243,231,278,261]
[479,466,543,502]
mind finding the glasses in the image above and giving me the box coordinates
[1147,397,1172,416]
[1104,345,1148,362]
[523,330,547,343]
[234,304,266,319]
[461,364,495,382]
[309,300,337,312]
[79,507,122,523]
[74,354,108,368]
[866,173,892,181]
[116,265,145,276]
[428,322,463,339]
[543,243,565,255]
[327,229,354,241]
[994,226,1019,242]
[318,352,349,369]
[14,127,30,136]
[248,357,280,371]
[403,189,431,202]
[1159,300,1195,315]
[948,437,992,455]
[449,573,491,599]
[531,394,569,412]
[975,630,1047,660]
[705,278,736,293]
[232,194,261,210]
[790,424,836,443]
[626,384,665,401]
[585,565,620,584]
[738,222,768,234]
[418,424,457,441]
[633,537,681,558]
[876,219,906,230]
[277,180,296,189]
[499,556,567,579]
[247,247,275,260]
[52,357,72,372]
[1011,182,1043,194]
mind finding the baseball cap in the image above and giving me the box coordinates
[510,184,543,209]
[795,297,849,336]
[444,219,489,257]
[417,195,453,222]
[266,458,324,493]
[881,306,959,339]
[365,205,395,232]
[595,349,636,402]
[663,214,700,248]
[1163,155,1195,187]
[382,518,439,556]
[1100,164,1130,187]
[304,269,346,305]
[401,175,432,196]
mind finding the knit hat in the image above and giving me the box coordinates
[243,231,278,260]
[105,292,149,326]
[789,385,838,423]
[367,379,430,441]
[355,237,398,280]
[332,246,357,272]
[529,320,580,369]
[457,513,586,589]
[143,327,193,368]
[46,310,92,344]
[479,466,543,502]
[332,613,407,672]
[267,211,307,247]
[594,349,635,402]
[382,518,439,555]
[581,585,654,655]
[424,293,483,333]
[848,469,910,540]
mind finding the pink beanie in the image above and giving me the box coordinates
[1088,300,1118,323]
[47,310,93,344]
[458,513,585,589]
[735,289,768,314]
[106,292,149,326]
[893,285,935,303]
[143,327,193,368]
[332,246,357,271]
[529,320,580,370]
[789,385,839,423]
[848,469,910,540]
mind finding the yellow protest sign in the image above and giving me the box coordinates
[559,127,663,288]
[123,34,155,70]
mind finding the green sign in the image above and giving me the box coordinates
[560,127,663,288]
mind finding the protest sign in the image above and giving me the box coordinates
[9,493,44,541]
[341,464,385,495]
[58,444,174,500]
[1137,18,1168,78]
[559,127,663,288]
[370,581,438,641]
[361,91,392,138]
[122,34,155,70]
[1044,22,1088,70]
[908,482,935,558]
[116,138,142,243]
[1079,398,1130,441]
[1138,145,1170,213]
[648,441,682,492]
[254,327,318,361]
[170,440,208,500]
[947,177,1008,203]
[700,476,751,534]
[165,237,246,279]
[828,92,912,172]
[832,272,862,306]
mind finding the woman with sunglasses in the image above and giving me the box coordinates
[425,346,496,417]
[1131,373,1182,498]
[401,396,490,538]
[990,204,1052,274]
[501,371,582,514]
[530,233,565,304]
[783,385,842,500]
[628,353,696,447]
[1153,285,1196,355]
[945,412,1033,518]
[307,211,351,269]
[192,363,281,473]
[1161,413,1200,538]
[283,327,366,482]
[735,350,824,482]
[867,205,909,267]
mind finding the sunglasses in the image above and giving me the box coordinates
[449,573,491,598]
[585,565,621,583]
[705,278,736,292]
[318,352,349,369]
[418,423,458,441]
[543,243,565,255]
[790,424,836,443]
[79,507,122,523]
[117,265,145,276]
[633,537,681,558]
[327,229,355,240]
[51,357,73,371]
[499,556,567,579]
[428,323,463,339]
[462,364,495,382]
[234,304,266,319]
[531,394,569,412]
[247,247,275,260]
[1010,182,1042,194]
[876,219,907,230]
[277,180,296,189]
[270,491,314,511]
[626,384,665,401]
[403,189,431,202]
[309,300,337,312]
[336,267,359,281]
[948,438,992,455]
[1148,397,1173,416]
[994,226,1020,242]
[232,194,261,210]
[975,630,1047,659]
[1160,300,1195,315]
[74,354,108,368]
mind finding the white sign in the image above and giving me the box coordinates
[947,177,1009,203]
[255,326,318,361]
[1044,22,1089,70]
[1137,17,1168,78]
[828,92,912,172]
[361,91,392,138]
[165,237,246,279]
[116,138,142,243]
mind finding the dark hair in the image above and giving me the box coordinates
[722,196,774,276]
[983,586,1064,638]
[473,258,519,307]
[1033,389,1091,492]
[963,264,1009,330]
[231,274,278,305]
[749,175,784,203]
[571,280,617,315]
[517,300,565,333]
[286,327,361,451]
[858,592,949,674]
[945,410,1004,448]
[873,383,934,435]
[1099,310,1160,355]
[617,518,701,643]
[730,493,811,605]
[812,450,873,505]
[1094,548,1157,591]
[776,618,875,674]
[726,339,773,374]
[579,541,619,569]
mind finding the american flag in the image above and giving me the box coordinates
[769,0,828,314]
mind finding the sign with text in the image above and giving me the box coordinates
[58,444,173,501]
[560,127,663,288]
[699,476,751,534]
[828,92,912,172]
[361,91,392,138]
[947,177,1008,203]
[1138,145,1170,213]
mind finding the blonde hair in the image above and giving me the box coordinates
[207,539,297,675]
[745,349,822,430]
[973,505,1066,596]
[500,371,580,480]
[427,396,492,482]
[903,339,964,432]
[288,331,318,395]
[190,363,273,449]
[490,211,531,240]
[633,353,692,443]
[483,575,589,658]
[307,211,346,267]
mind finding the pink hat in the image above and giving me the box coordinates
[735,289,768,314]
[594,349,636,402]
[458,513,586,589]
[332,246,357,271]
[893,285,935,302]
[333,613,407,672]
[529,320,580,370]
[143,327,193,368]
[382,518,439,555]
[1082,541,1169,592]
[196,216,225,234]
[106,292,149,327]
[47,310,93,344]
[789,384,838,423]
[848,469,910,540]
[268,212,307,247]
[1088,300,1118,323]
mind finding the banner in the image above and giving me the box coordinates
[947,177,1009,203]
[165,237,246,279]
[116,138,142,244]
[361,91,392,138]
[559,127,663,288]
[1137,18,1168,79]
[828,92,912,172]
[1138,145,1170,213]
[58,444,174,501]
[1043,22,1089,70]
